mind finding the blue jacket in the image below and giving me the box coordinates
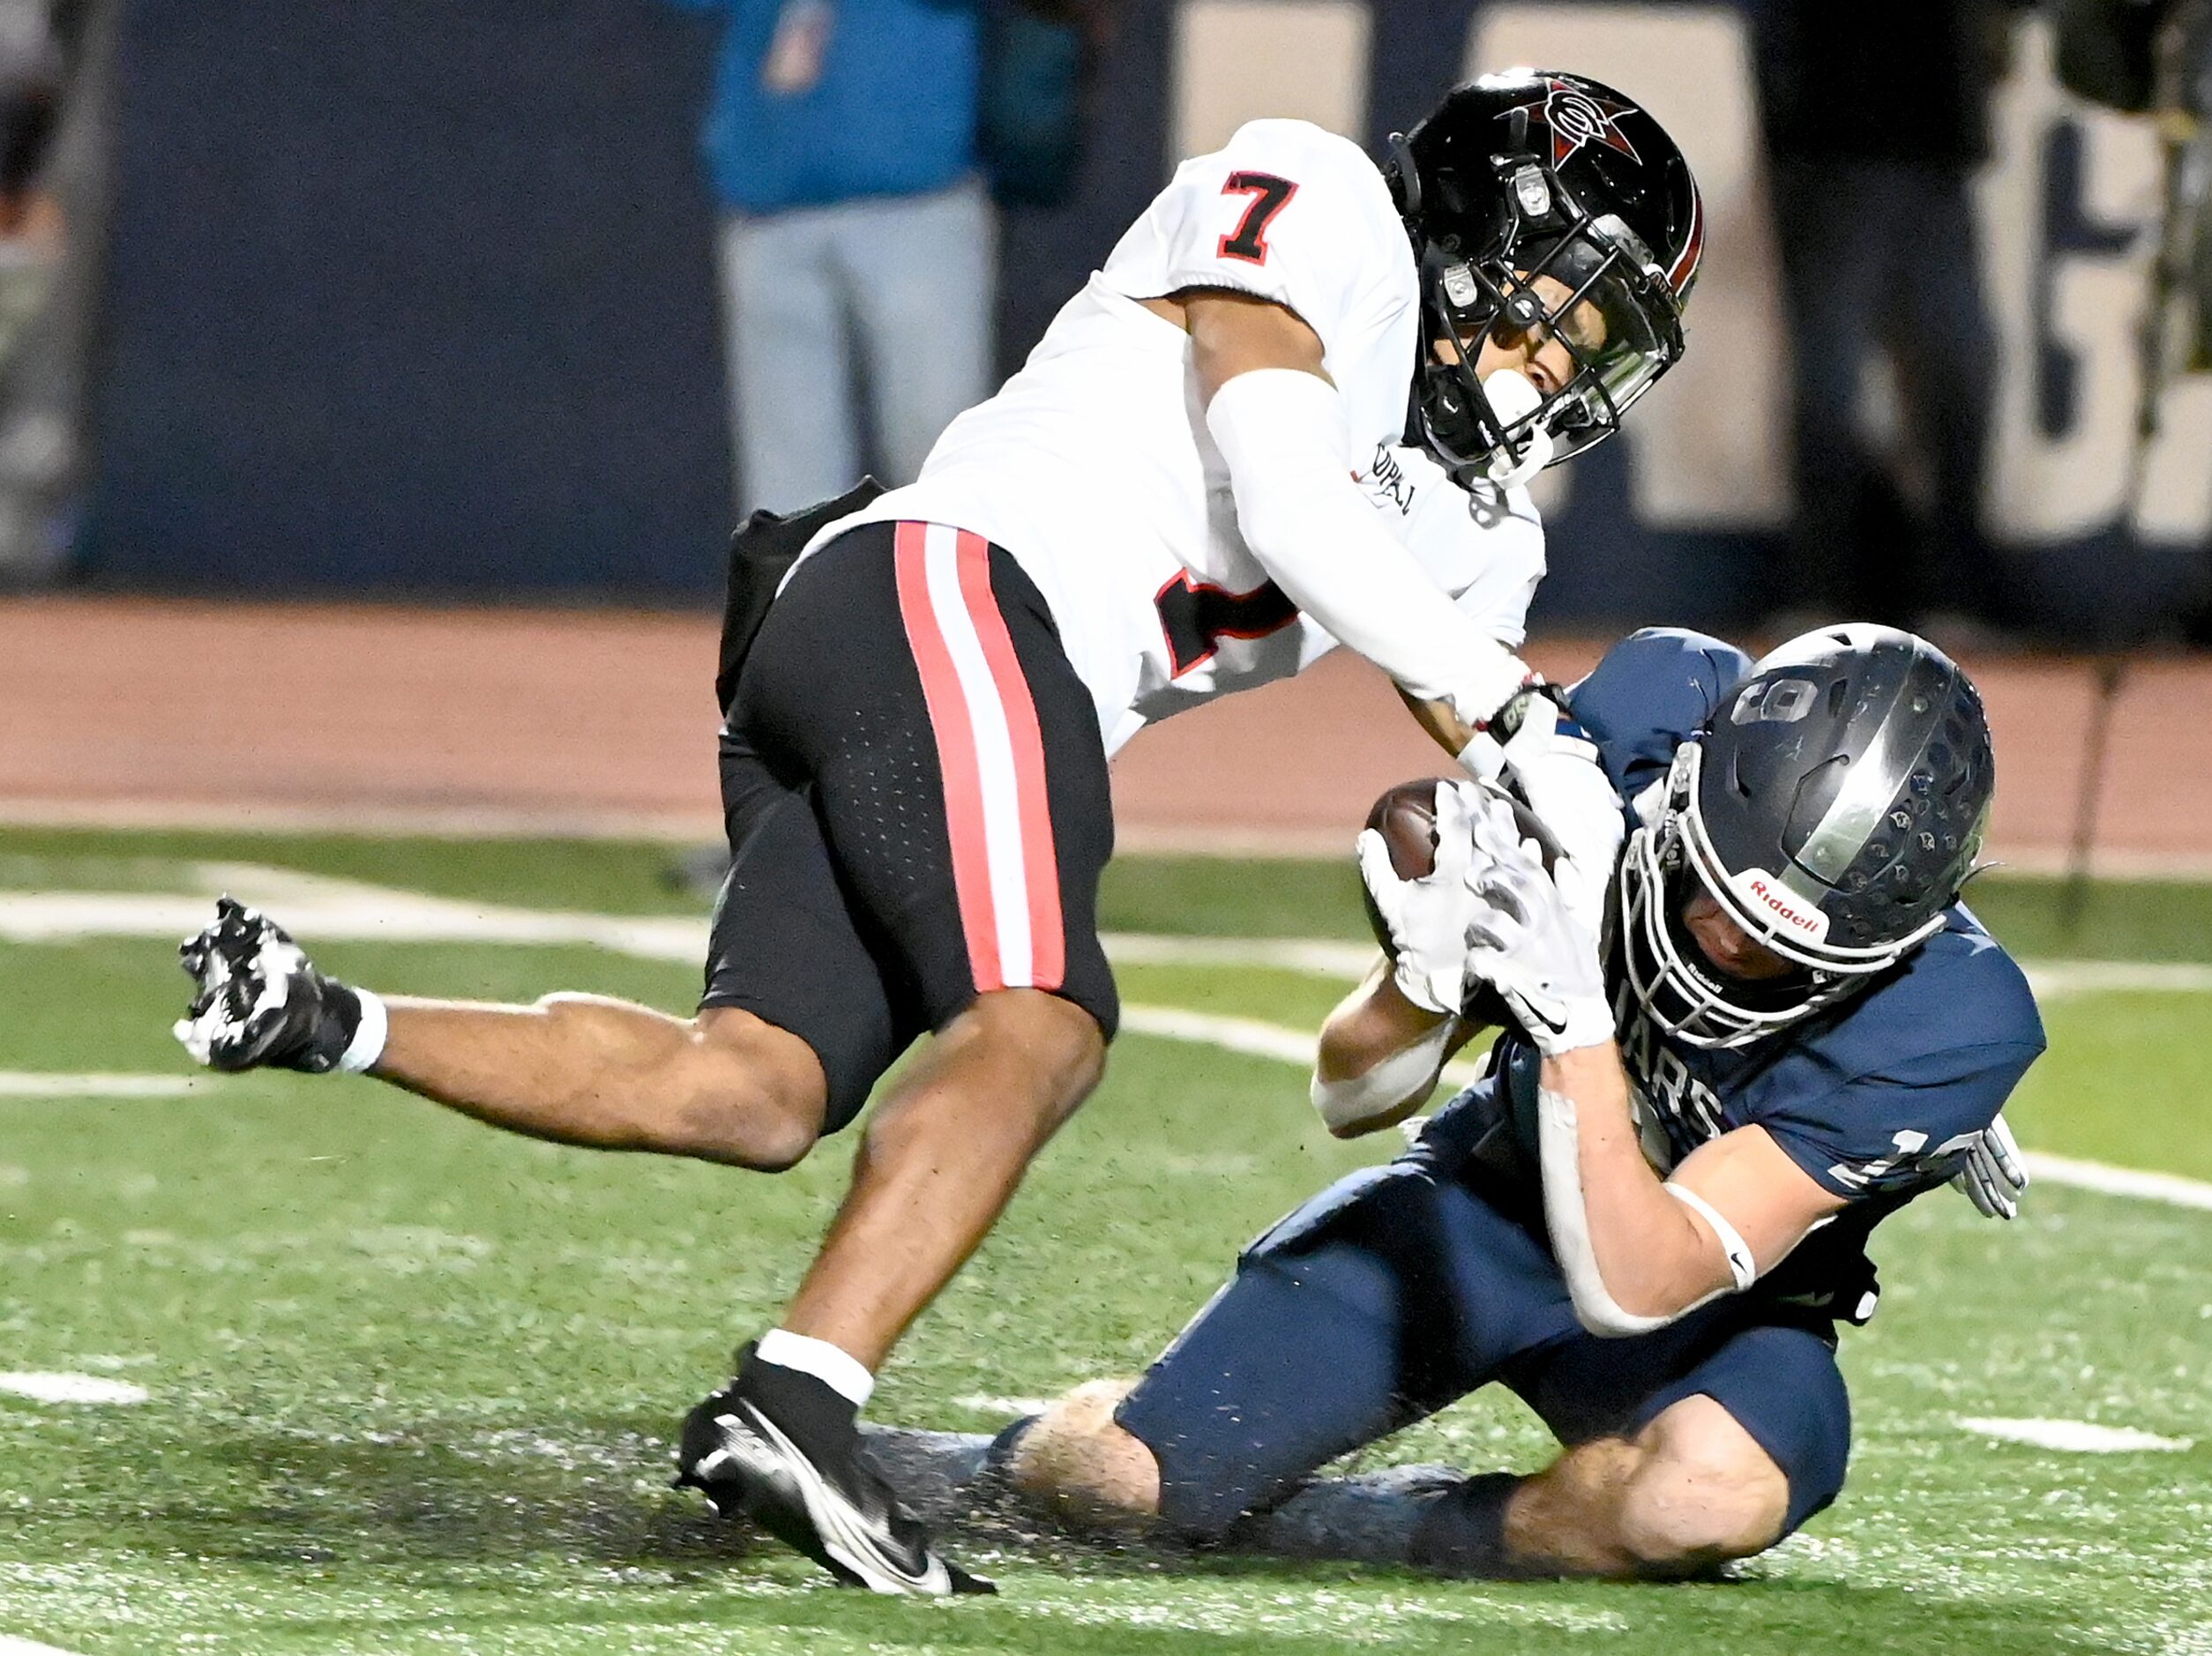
[669,0,981,214]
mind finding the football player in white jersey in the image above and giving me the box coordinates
[172,72,1706,1595]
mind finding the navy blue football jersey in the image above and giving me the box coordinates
[1493,629,2046,1317]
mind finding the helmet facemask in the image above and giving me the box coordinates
[1617,744,1938,1049]
[1402,138,1685,485]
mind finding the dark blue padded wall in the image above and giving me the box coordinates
[83,0,736,598]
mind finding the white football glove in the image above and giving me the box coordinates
[1356,778,1486,1016]
[1952,1112,2029,1220]
[1462,794,1615,1057]
[1498,697,1625,943]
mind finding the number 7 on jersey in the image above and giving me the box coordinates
[1217,172,1298,265]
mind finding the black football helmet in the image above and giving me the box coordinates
[1385,70,1703,483]
[1618,625,1995,1048]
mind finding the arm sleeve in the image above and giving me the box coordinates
[1355,442,1547,650]
[1206,369,1534,723]
[1760,1041,2046,1202]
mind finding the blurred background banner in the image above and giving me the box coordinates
[63,0,2212,633]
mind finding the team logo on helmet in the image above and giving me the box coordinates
[1507,78,1643,168]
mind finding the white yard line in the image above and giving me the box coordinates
[1120,1004,2212,1211]
[0,1372,148,1406]
[1102,932,1379,978]
[17,876,2203,997]
[0,1637,88,1656]
[1121,1003,1486,1086]
[6,876,2212,1204]
[0,1073,206,1099]
[1957,1416,2193,1452]
[1119,1005,1316,1067]
[2017,1152,2212,1212]
[952,1393,1052,1416]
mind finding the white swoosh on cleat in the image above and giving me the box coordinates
[712,1410,953,1596]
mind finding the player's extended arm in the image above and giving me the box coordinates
[1309,959,1479,1138]
[1456,793,1844,1334]
[1536,1046,1846,1332]
[1177,290,1533,750]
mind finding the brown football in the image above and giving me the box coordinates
[1370,778,1447,880]
[1360,776,1561,1027]
[1360,779,1450,959]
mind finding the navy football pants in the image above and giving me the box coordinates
[1115,1077,1852,1541]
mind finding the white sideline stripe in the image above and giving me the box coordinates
[7,876,2212,1199]
[2019,1152,2212,1212]
[1122,1004,1481,1089]
[0,879,708,962]
[7,792,2212,876]
[1122,1006,2212,1208]
[0,1073,204,1099]
[1958,1416,2193,1453]
[0,1637,88,1656]
[3,881,2208,997]
[2021,959,2212,996]
[0,1372,149,1405]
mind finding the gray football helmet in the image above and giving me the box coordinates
[1618,624,1995,1048]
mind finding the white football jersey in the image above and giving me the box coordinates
[805,118,1545,757]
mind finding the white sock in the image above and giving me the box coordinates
[755,1328,875,1408]
[338,988,388,1074]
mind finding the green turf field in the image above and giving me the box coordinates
[0,829,2207,1654]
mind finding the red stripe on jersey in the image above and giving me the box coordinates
[954,530,1065,989]
[893,522,1004,992]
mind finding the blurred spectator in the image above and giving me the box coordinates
[0,0,115,586]
[1752,1,2023,635]
[0,0,56,238]
[669,0,998,516]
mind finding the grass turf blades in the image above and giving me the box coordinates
[0,829,2206,1653]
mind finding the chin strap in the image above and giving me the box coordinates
[1469,369,1555,490]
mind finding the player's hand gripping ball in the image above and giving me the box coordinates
[1361,777,1563,1026]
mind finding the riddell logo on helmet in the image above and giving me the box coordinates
[1727,868,1831,944]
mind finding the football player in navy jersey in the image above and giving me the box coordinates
[870,624,2044,1579]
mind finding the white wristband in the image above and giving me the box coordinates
[339,989,389,1074]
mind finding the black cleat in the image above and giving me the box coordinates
[173,896,363,1073]
[675,1346,996,1596]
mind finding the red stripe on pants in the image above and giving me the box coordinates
[954,529,1065,989]
[893,522,1004,991]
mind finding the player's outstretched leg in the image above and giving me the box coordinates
[173,899,831,1171]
